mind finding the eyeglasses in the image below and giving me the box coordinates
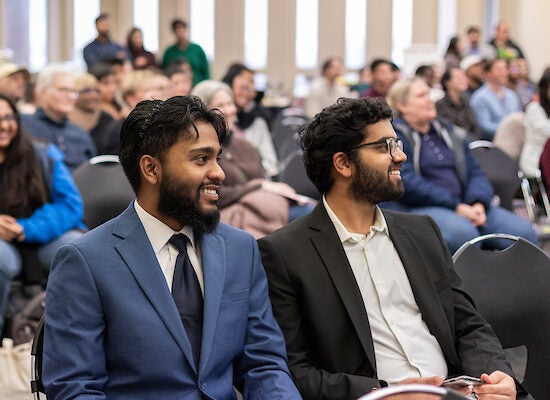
[0,114,17,124]
[51,87,78,98]
[348,137,404,158]
[79,87,101,95]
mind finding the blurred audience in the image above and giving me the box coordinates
[192,80,313,238]
[125,27,156,70]
[470,58,522,140]
[436,67,481,140]
[461,25,496,59]
[349,65,371,97]
[384,78,537,253]
[89,62,128,120]
[460,55,486,95]
[83,13,128,70]
[415,64,445,102]
[69,73,114,151]
[519,71,550,178]
[304,56,350,119]
[507,57,535,110]
[0,94,84,335]
[161,18,209,85]
[0,62,30,111]
[361,58,395,99]
[489,21,525,60]
[165,58,194,97]
[96,69,170,155]
[222,63,279,176]
[443,36,463,69]
[21,65,96,170]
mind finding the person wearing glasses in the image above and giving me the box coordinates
[20,64,97,170]
[0,94,84,338]
[258,97,521,400]
[384,78,537,254]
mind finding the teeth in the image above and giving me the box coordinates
[389,170,401,175]
[202,188,217,195]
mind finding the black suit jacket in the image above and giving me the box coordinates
[258,204,513,400]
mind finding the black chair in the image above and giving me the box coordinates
[72,155,135,229]
[452,233,550,399]
[278,150,320,200]
[30,314,45,399]
[356,384,467,400]
[469,140,522,211]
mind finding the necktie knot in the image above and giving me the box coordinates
[169,234,188,254]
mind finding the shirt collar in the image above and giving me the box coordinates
[134,200,196,254]
[322,196,388,244]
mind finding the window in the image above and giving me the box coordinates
[244,0,268,70]
[345,0,367,70]
[72,0,100,68]
[133,0,159,53]
[29,0,48,71]
[438,0,457,55]
[391,0,413,67]
[295,0,319,70]
[190,0,215,60]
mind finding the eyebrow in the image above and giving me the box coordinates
[188,146,223,156]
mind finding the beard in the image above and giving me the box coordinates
[349,157,405,204]
[157,171,220,236]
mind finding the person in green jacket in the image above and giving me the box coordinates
[161,18,210,86]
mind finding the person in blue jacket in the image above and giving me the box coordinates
[0,94,85,335]
[383,78,537,253]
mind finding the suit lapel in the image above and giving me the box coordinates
[196,232,226,374]
[384,212,458,365]
[309,205,378,371]
[113,205,197,372]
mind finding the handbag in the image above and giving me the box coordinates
[0,338,32,394]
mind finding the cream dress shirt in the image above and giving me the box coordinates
[323,198,447,384]
[134,201,204,295]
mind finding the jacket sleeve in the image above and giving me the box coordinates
[258,237,383,400]
[17,145,84,244]
[461,141,494,208]
[234,236,302,400]
[397,131,461,210]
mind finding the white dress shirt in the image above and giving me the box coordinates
[323,198,447,384]
[134,201,204,295]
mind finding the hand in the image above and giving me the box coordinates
[0,214,24,241]
[470,203,487,227]
[474,371,516,399]
[455,203,478,225]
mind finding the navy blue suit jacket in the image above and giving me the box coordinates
[44,203,300,399]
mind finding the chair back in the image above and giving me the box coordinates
[356,384,467,400]
[493,112,526,163]
[452,233,550,399]
[469,140,522,211]
[278,150,320,200]
[72,155,134,229]
[30,314,45,399]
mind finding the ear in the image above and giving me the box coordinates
[139,155,161,185]
[332,151,353,179]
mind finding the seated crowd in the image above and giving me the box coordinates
[0,13,548,400]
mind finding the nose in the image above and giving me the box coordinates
[392,146,407,162]
[210,160,226,183]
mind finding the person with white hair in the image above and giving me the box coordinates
[21,64,96,170]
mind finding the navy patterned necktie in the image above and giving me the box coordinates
[169,234,203,368]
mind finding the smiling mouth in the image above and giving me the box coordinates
[201,188,218,195]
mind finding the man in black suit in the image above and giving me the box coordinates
[258,97,519,400]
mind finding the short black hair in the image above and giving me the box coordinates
[119,96,227,193]
[300,97,394,194]
[171,18,188,32]
[370,58,393,73]
[95,13,109,25]
[221,63,253,88]
[467,25,480,35]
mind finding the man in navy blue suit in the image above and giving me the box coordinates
[43,95,301,399]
